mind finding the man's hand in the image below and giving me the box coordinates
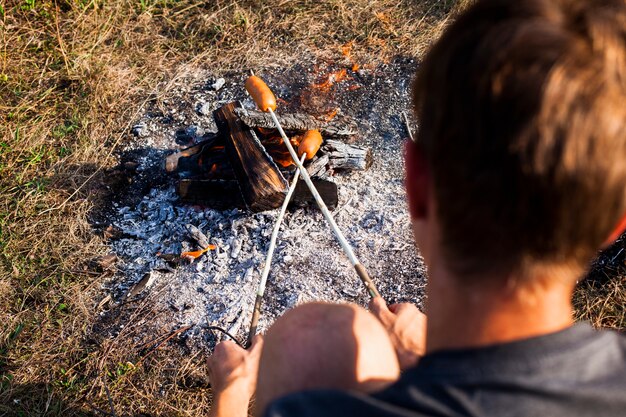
[369,297,427,370]
[207,335,264,417]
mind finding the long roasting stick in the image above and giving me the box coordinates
[247,154,307,346]
[269,108,380,298]
[244,74,380,300]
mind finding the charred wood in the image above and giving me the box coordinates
[178,179,246,210]
[214,102,289,212]
[165,133,224,173]
[323,140,372,171]
[177,177,338,210]
[306,154,330,177]
[289,177,338,210]
[235,108,358,138]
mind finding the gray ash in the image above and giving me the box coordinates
[97,57,427,349]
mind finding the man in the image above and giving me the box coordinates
[207,0,626,415]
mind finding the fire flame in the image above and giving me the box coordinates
[324,108,339,122]
[181,244,216,261]
[342,41,361,73]
[312,68,349,92]
[342,41,354,58]
[262,135,301,168]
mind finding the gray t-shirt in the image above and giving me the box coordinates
[265,323,626,416]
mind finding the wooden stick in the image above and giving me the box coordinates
[247,154,307,347]
[268,108,380,299]
[403,111,416,143]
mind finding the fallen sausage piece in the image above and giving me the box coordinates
[298,130,323,160]
[245,75,277,112]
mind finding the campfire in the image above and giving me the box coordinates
[165,101,372,212]
[102,60,424,352]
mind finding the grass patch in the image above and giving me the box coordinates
[0,0,460,414]
[0,0,622,415]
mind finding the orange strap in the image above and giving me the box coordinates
[604,212,626,246]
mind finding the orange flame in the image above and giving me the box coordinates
[273,154,295,168]
[324,108,339,122]
[181,244,217,261]
[262,135,301,168]
[342,41,354,58]
[313,68,350,92]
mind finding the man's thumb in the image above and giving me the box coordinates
[369,296,392,322]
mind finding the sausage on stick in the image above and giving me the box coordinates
[298,130,323,160]
[247,153,307,347]
[245,76,277,112]
[245,75,381,300]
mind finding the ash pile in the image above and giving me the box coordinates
[99,59,427,348]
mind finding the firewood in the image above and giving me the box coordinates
[289,177,339,210]
[178,179,246,209]
[165,133,223,173]
[177,177,338,210]
[214,102,289,212]
[234,108,358,138]
[323,140,372,171]
[306,154,330,177]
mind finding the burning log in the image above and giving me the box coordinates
[214,102,289,212]
[165,134,234,180]
[177,177,338,210]
[234,108,358,138]
[178,179,246,209]
[290,177,338,210]
[167,103,367,211]
[323,140,372,171]
[306,154,330,177]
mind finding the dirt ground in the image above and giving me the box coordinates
[1,0,624,416]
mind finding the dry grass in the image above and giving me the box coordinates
[575,237,626,330]
[0,0,461,414]
[0,0,623,415]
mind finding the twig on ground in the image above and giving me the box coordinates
[135,324,194,365]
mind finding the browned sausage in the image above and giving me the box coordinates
[297,130,323,160]
[245,76,277,112]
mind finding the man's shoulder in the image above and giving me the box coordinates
[265,325,626,417]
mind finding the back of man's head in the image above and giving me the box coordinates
[413,0,626,278]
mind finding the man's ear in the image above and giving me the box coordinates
[404,140,430,219]
[603,212,626,247]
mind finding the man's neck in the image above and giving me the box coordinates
[425,263,576,353]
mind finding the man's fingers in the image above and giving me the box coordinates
[249,335,264,354]
[213,340,238,354]
[369,296,394,325]
[369,296,388,315]
[389,302,423,316]
[389,303,401,314]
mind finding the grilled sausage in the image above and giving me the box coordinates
[245,76,277,112]
[298,130,323,160]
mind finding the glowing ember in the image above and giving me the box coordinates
[342,41,354,58]
[324,108,339,122]
[313,68,350,92]
[181,244,217,261]
[261,135,301,168]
